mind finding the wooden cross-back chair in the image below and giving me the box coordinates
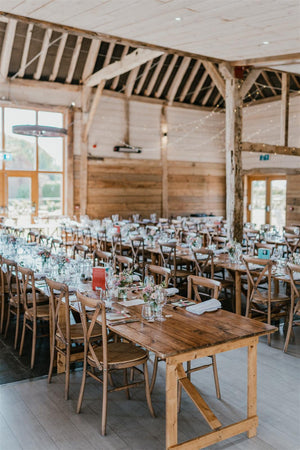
[243,256,290,345]
[46,278,102,400]
[0,254,7,333]
[93,249,112,267]
[212,236,228,249]
[3,258,20,348]
[76,291,154,436]
[96,230,107,251]
[159,241,189,288]
[284,263,300,352]
[284,234,300,255]
[130,236,145,279]
[114,254,133,273]
[254,242,275,256]
[38,234,49,246]
[145,264,171,286]
[18,266,49,368]
[49,237,63,253]
[192,248,214,278]
[73,243,89,260]
[27,230,39,243]
[111,232,123,258]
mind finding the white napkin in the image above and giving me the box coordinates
[165,287,179,296]
[132,274,141,281]
[119,299,144,306]
[186,298,221,315]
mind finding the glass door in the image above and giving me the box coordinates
[247,176,286,228]
[5,173,37,226]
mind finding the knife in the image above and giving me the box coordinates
[110,319,140,325]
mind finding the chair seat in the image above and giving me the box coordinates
[25,304,49,318]
[88,342,148,369]
[252,291,289,303]
[57,322,102,341]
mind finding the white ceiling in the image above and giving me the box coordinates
[1,0,300,70]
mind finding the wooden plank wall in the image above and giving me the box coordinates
[286,174,300,226]
[86,158,162,218]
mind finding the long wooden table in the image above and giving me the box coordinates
[84,296,275,449]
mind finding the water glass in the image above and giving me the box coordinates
[142,303,154,321]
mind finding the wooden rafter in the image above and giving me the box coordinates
[65,35,83,83]
[49,32,68,81]
[155,55,178,98]
[254,82,265,98]
[291,74,300,89]
[213,92,222,106]
[202,61,225,98]
[83,80,105,142]
[125,66,139,97]
[166,56,191,104]
[179,60,201,102]
[202,84,214,106]
[144,54,167,96]
[232,52,300,67]
[240,69,261,98]
[34,28,52,80]
[242,142,299,156]
[81,39,101,81]
[103,42,115,68]
[190,72,209,104]
[281,73,290,146]
[84,48,163,87]
[18,23,33,78]
[134,58,153,94]
[111,45,129,90]
[0,19,17,82]
[261,71,277,95]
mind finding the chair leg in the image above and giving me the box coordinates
[186,361,191,380]
[31,320,37,369]
[143,362,155,418]
[101,369,108,436]
[48,342,56,384]
[177,381,182,413]
[4,305,10,337]
[211,355,221,399]
[0,293,5,334]
[267,303,271,346]
[65,345,70,400]
[14,307,20,349]
[124,368,130,400]
[150,356,159,394]
[76,359,87,414]
[19,316,26,356]
[284,304,294,353]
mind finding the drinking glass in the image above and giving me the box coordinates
[142,303,154,321]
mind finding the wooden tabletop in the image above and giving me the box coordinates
[104,302,275,360]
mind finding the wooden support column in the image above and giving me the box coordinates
[80,88,89,216]
[66,108,74,217]
[281,73,290,146]
[220,63,243,242]
[161,106,168,218]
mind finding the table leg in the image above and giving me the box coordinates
[165,359,178,449]
[247,340,258,438]
[235,271,242,315]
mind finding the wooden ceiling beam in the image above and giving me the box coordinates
[202,61,225,98]
[34,28,52,80]
[179,60,201,102]
[240,69,261,98]
[18,23,33,78]
[103,42,115,68]
[231,52,300,66]
[134,58,152,94]
[155,55,178,98]
[190,72,208,104]
[125,66,139,97]
[0,11,223,64]
[81,39,101,81]
[254,82,265,98]
[281,73,290,146]
[166,56,191,104]
[0,19,17,82]
[242,141,299,156]
[213,92,222,106]
[144,54,167,96]
[111,45,129,90]
[291,74,300,89]
[261,71,277,95]
[83,80,105,142]
[84,48,163,87]
[65,35,83,83]
[201,85,214,106]
[49,32,68,81]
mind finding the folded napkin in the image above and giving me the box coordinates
[119,299,144,306]
[186,298,221,315]
[165,287,179,296]
[35,272,47,280]
[214,249,227,255]
[132,274,141,281]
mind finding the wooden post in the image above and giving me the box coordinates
[66,108,74,217]
[161,106,168,218]
[281,73,290,146]
[220,64,244,242]
[80,87,89,216]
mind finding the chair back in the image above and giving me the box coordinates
[287,263,300,301]
[159,241,177,272]
[254,242,275,256]
[111,233,122,257]
[192,247,214,277]
[212,236,228,249]
[2,257,18,299]
[50,237,62,252]
[77,291,107,369]
[130,236,145,267]
[187,275,221,302]
[17,265,36,314]
[73,243,89,259]
[27,230,39,243]
[93,249,112,267]
[38,234,48,246]
[243,256,273,302]
[46,278,71,346]
[145,264,171,286]
[114,254,133,272]
[97,230,107,251]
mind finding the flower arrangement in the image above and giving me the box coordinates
[142,281,166,303]
[38,248,51,264]
[53,254,70,274]
[114,269,133,288]
[226,241,236,257]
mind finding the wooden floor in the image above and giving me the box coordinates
[0,327,299,450]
